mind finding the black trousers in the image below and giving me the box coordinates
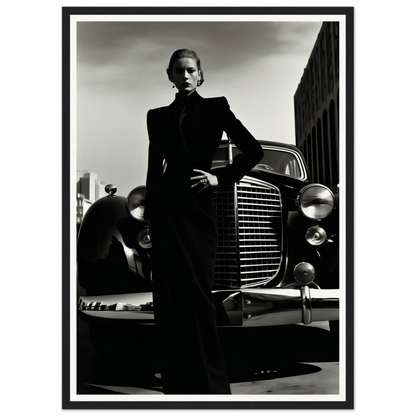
[150,189,231,395]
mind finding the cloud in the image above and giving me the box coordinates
[77,21,322,88]
[77,21,321,59]
[76,20,322,196]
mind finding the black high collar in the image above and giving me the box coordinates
[174,90,200,104]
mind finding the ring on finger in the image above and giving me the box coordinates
[200,178,208,185]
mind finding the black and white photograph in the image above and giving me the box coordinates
[62,7,353,409]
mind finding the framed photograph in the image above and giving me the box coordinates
[63,6,353,409]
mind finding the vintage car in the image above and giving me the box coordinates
[77,139,339,369]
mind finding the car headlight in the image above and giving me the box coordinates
[126,186,147,221]
[138,228,152,249]
[305,226,327,246]
[296,184,334,220]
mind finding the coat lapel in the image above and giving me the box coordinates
[166,102,189,155]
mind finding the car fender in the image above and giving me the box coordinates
[77,194,153,295]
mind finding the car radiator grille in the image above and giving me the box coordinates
[213,177,282,288]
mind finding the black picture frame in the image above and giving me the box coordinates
[63,6,354,409]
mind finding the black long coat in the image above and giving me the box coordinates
[145,92,263,394]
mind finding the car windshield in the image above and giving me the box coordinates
[212,146,305,179]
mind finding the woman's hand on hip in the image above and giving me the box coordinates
[191,169,219,193]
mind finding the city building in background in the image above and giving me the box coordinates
[76,172,106,227]
[294,22,339,191]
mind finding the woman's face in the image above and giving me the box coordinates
[171,57,200,94]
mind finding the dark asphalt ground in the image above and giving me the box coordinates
[76,313,339,396]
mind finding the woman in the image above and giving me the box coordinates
[145,49,263,394]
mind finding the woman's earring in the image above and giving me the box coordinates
[172,83,175,88]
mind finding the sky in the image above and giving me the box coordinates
[76,19,322,197]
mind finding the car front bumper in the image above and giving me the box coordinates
[78,287,339,327]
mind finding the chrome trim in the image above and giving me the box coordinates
[227,135,233,164]
[261,145,308,181]
[233,175,241,280]
[237,178,283,288]
[213,176,283,288]
[78,288,339,328]
[301,285,312,325]
[239,288,338,327]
